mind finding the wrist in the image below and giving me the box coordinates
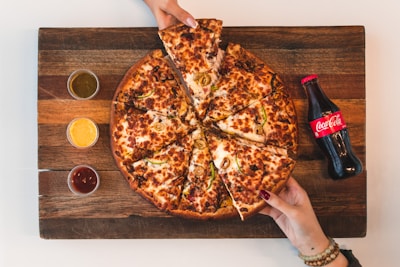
[297,235,330,256]
[299,237,342,266]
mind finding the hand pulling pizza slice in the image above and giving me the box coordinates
[158,19,224,120]
[205,129,295,221]
[205,43,284,123]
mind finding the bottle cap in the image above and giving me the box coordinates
[301,74,319,85]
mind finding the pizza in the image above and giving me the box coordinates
[110,19,298,221]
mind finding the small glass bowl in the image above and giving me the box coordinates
[66,117,99,149]
[67,69,100,100]
[67,164,100,196]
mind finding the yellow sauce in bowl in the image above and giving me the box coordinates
[67,118,99,148]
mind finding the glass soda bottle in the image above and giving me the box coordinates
[301,74,362,179]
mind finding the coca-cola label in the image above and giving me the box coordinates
[309,111,347,138]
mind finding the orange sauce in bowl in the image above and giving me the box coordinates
[67,118,99,148]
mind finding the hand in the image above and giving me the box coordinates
[260,177,348,266]
[143,0,197,30]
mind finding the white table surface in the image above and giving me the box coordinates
[1,0,398,266]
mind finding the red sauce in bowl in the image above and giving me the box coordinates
[68,165,99,195]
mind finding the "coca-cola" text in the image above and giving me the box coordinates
[309,111,347,138]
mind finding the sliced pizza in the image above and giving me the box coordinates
[205,129,295,221]
[126,134,194,211]
[110,106,195,164]
[205,43,284,123]
[158,19,224,119]
[172,128,237,219]
[215,89,298,153]
[110,19,299,221]
[113,49,193,120]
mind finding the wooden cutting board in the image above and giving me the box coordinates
[38,26,366,239]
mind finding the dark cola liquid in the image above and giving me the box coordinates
[302,75,363,179]
[316,128,362,179]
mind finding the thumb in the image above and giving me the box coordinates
[260,190,294,217]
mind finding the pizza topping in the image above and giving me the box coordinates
[144,157,168,165]
[220,197,232,208]
[220,157,231,169]
[261,105,268,126]
[211,84,219,91]
[152,122,166,131]
[194,72,212,87]
[152,68,175,82]
[207,162,216,189]
[136,89,155,99]
[270,72,277,91]
[235,154,243,174]
[181,32,194,41]
[194,165,205,177]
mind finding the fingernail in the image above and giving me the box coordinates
[259,190,270,201]
[186,17,198,28]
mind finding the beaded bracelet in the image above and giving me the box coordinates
[298,237,340,266]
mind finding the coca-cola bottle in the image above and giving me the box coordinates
[301,74,362,179]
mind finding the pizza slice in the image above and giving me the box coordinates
[205,43,284,123]
[158,19,224,119]
[205,129,295,221]
[215,89,298,153]
[110,105,195,164]
[124,134,194,211]
[113,49,192,120]
[172,128,237,219]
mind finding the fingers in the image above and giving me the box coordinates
[144,0,197,29]
[285,176,305,193]
[259,204,282,220]
[260,189,294,218]
[157,0,196,28]
[155,13,176,30]
[259,176,302,219]
[163,4,197,28]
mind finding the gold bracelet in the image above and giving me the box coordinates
[298,237,340,266]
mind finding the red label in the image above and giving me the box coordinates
[309,111,347,138]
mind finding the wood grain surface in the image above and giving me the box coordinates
[38,26,366,239]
